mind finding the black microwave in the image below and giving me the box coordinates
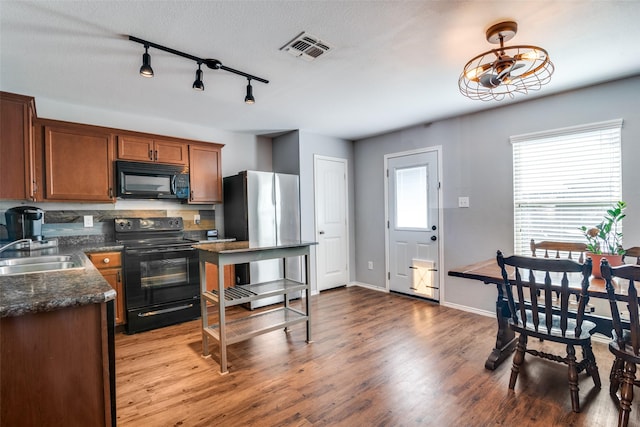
[116,161,189,200]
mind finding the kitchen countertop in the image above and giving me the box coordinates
[0,242,123,318]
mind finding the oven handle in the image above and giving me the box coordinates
[137,303,195,317]
[126,246,196,255]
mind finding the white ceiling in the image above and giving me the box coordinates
[1,1,639,141]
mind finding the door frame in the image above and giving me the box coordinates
[384,146,444,300]
[313,154,350,292]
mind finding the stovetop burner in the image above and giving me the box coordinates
[114,217,196,249]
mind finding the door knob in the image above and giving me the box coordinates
[431,236,437,241]
[432,225,437,231]
[319,231,325,235]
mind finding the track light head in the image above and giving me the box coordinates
[193,64,204,91]
[245,79,255,104]
[139,45,154,78]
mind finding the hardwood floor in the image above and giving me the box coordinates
[115,286,631,426]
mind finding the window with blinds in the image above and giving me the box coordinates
[511,119,623,256]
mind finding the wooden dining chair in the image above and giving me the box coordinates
[623,247,640,265]
[497,251,601,412]
[530,239,587,263]
[602,259,640,427]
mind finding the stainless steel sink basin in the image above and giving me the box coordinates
[0,255,73,266]
[0,255,84,276]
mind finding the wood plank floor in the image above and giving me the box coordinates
[115,286,632,426]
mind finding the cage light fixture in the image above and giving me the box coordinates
[129,35,268,102]
[458,21,554,101]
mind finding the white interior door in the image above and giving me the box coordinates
[314,155,349,291]
[387,149,440,300]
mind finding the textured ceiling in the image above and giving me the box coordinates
[1,1,639,140]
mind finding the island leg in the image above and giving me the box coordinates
[218,262,228,375]
[484,281,516,370]
[200,259,210,357]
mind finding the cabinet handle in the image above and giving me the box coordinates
[109,187,113,198]
[117,271,121,282]
[190,190,194,200]
[103,258,110,264]
[154,150,158,161]
[149,149,153,160]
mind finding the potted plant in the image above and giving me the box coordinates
[580,200,627,278]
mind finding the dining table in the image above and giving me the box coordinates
[448,257,631,371]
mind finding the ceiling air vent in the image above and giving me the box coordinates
[280,31,332,62]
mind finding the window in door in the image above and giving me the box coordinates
[395,165,429,230]
[511,119,623,255]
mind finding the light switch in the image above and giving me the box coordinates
[83,215,93,228]
[458,196,470,208]
[194,214,201,225]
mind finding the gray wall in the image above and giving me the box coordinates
[354,75,640,314]
[273,130,356,293]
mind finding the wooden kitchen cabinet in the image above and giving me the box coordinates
[188,143,223,204]
[1,302,115,426]
[117,134,188,165]
[39,120,115,202]
[205,263,236,290]
[88,251,125,326]
[0,92,37,201]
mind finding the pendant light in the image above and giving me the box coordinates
[139,45,154,78]
[192,63,204,91]
[244,79,255,104]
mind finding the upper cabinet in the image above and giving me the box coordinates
[38,120,115,202]
[117,135,187,165]
[0,92,37,201]
[0,92,224,204]
[189,143,223,204]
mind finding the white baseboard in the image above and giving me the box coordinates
[349,282,388,292]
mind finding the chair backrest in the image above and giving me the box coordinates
[602,259,640,355]
[623,246,640,265]
[497,250,592,336]
[530,239,587,263]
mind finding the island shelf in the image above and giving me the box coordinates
[196,241,314,374]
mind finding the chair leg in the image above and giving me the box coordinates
[567,344,581,412]
[582,343,601,389]
[618,361,636,427]
[611,357,624,395]
[509,334,527,390]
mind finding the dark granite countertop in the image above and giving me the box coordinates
[0,242,123,318]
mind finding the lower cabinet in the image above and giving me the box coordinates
[88,251,125,326]
[0,302,115,426]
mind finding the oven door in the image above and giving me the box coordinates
[123,246,199,309]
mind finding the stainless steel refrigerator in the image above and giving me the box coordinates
[223,170,302,308]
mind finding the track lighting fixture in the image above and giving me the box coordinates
[139,45,154,78]
[244,79,255,104]
[192,63,204,91]
[129,35,268,102]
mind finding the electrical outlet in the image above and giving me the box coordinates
[458,196,470,208]
[194,214,201,225]
[83,215,93,228]
[368,261,374,270]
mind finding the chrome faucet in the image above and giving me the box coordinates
[0,239,32,254]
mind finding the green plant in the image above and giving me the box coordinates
[580,201,627,255]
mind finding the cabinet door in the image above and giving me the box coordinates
[155,139,187,165]
[101,268,125,326]
[0,92,36,201]
[43,123,114,201]
[117,135,154,162]
[189,144,222,203]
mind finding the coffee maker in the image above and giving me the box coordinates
[5,206,45,241]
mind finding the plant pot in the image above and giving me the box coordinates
[586,253,624,278]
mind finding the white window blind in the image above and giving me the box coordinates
[511,119,623,256]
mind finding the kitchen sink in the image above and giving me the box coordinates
[0,255,85,276]
[0,255,73,266]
